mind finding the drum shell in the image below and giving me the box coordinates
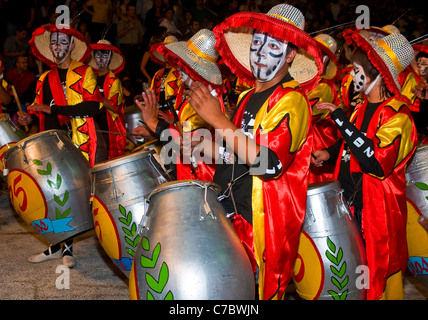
[0,114,27,174]
[294,181,366,300]
[90,149,171,277]
[4,130,93,244]
[405,144,428,219]
[132,139,166,172]
[130,180,255,300]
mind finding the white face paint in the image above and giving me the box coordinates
[417,57,428,77]
[94,50,112,71]
[178,68,192,87]
[50,32,72,63]
[250,32,288,82]
[350,63,367,93]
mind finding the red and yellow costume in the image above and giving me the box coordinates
[31,60,103,166]
[333,97,417,299]
[232,79,313,300]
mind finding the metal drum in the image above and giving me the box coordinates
[129,180,255,300]
[90,149,171,277]
[124,105,145,149]
[293,180,366,300]
[0,113,27,177]
[405,144,428,287]
[4,129,93,245]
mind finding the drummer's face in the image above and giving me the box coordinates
[417,57,428,77]
[250,32,288,82]
[350,63,367,92]
[94,50,111,71]
[178,68,193,87]
[50,32,72,61]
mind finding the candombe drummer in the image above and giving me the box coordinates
[18,24,104,267]
[186,4,323,300]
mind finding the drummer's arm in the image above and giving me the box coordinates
[330,108,384,176]
[50,101,101,117]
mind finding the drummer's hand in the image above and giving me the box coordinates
[135,89,159,132]
[28,104,51,114]
[158,110,174,125]
[311,150,330,167]
[181,134,204,161]
[316,102,339,113]
[132,125,154,139]
[17,112,33,126]
[187,81,224,127]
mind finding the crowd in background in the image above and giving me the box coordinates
[0,0,427,114]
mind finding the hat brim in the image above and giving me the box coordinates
[150,42,167,66]
[88,43,125,74]
[213,12,323,93]
[315,39,339,81]
[158,42,223,87]
[29,25,91,68]
[343,29,407,101]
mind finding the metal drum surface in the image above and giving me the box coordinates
[90,149,171,277]
[293,180,366,300]
[132,139,167,172]
[129,180,255,300]
[4,129,93,245]
[0,113,27,176]
[124,105,145,150]
[405,144,428,283]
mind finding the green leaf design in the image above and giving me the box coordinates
[325,237,349,300]
[32,159,43,166]
[118,212,132,226]
[56,207,71,219]
[145,262,169,293]
[330,261,347,278]
[327,237,336,252]
[125,234,140,247]
[47,174,62,189]
[54,191,69,206]
[37,162,52,175]
[415,182,428,190]
[141,242,161,268]
[119,204,127,217]
[142,237,150,251]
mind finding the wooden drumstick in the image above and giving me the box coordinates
[10,85,29,132]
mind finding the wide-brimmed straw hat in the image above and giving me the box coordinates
[155,29,223,87]
[29,24,91,67]
[212,4,323,93]
[150,35,178,66]
[314,33,339,80]
[88,40,125,74]
[343,29,414,98]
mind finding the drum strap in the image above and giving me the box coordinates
[347,173,363,208]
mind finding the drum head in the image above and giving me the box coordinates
[307,180,341,196]
[148,180,221,200]
[90,149,155,173]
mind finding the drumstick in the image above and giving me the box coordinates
[95,129,139,136]
[10,85,29,132]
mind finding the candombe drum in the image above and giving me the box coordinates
[124,105,144,152]
[90,149,171,277]
[4,129,93,245]
[293,180,366,300]
[405,144,428,288]
[0,113,27,178]
[129,180,255,300]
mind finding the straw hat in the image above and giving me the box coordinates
[88,40,125,74]
[150,35,178,66]
[29,24,91,68]
[156,29,222,87]
[314,33,339,80]
[343,29,414,98]
[212,4,323,93]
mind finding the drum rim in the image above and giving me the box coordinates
[148,179,221,200]
[90,148,156,173]
[307,180,341,196]
[4,129,69,158]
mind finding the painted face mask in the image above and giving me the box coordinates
[94,50,112,71]
[417,57,428,77]
[50,32,73,64]
[250,32,288,82]
[350,63,380,95]
[178,68,192,87]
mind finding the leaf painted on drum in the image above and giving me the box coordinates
[330,261,347,278]
[119,212,132,226]
[328,289,348,300]
[36,162,52,175]
[119,204,127,217]
[125,234,140,247]
[331,275,348,290]
[56,207,71,219]
[145,262,169,293]
[326,250,339,265]
[327,237,336,253]
[415,182,428,190]
[32,159,43,166]
[47,174,62,189]
[54,191,69,206]
[141,242,161,268]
